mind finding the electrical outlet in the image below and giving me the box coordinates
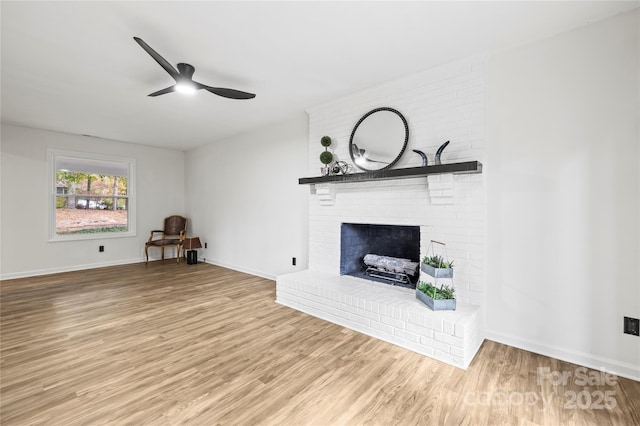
[204,242,208,249]
[292,257,296,266]
[624,317,639,336]
[99,245,104,252]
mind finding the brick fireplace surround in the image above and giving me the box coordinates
[277,57,486,369]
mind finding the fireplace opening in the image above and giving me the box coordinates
[340,223,420,289]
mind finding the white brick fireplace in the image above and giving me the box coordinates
[277,57,487,369]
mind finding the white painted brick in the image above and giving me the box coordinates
[434,331,464,347]
[392,308,403,321]
[433,349,462,366]
[321,298,343,310]
[420,336,450,353]
[355,308,381,322]
[394,328,421,343]
[430,197,454,205]
[450,346,465,358]
[380,315,405,329]
[406,323,435,339]
[349,313,371,327]
[366,300,375,311]
[403,341,435,357]
[424,317,444,333]
[454,322,466,338]
[443,320,455,335]
[406,311,425,327]
[369,320,395,335]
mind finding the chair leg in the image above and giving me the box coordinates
[144,245,185,265]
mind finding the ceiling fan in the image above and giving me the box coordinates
[133,36,256,100]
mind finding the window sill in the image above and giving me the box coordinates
[48,230,136,243]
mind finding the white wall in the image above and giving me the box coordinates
[486,9,639,379]
[185,114,309,279]
[0,124,186,279]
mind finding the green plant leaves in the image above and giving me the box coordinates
[319,151,334,164]
[422,255,453,269]
[417,281,455,300]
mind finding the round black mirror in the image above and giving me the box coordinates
[349,107,409,171]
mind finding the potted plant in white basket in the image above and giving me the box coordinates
[416,281,456,311]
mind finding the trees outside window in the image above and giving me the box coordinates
[48,150,136,241]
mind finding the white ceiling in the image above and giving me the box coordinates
[1,1,637,151]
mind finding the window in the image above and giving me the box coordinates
[48,150,136,241]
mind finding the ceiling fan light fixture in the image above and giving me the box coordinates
[134,37,256,100]
[176,81,196,94]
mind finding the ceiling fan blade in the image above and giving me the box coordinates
[148,85,176,97]
[134,37,180,80]
[200,85,256,100]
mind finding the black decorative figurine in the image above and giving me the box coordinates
[435,140,450,165]
[412,149,428,167]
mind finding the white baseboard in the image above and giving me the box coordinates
[485,329,640,382]
[0,257,276,282]
[0,257,145,281]
[203,258,276,281]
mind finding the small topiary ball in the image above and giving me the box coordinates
[319,151,334,164]
[320,136,332,147]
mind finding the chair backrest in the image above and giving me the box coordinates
[163,215,188,237]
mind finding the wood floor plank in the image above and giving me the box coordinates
[1,262,638,425]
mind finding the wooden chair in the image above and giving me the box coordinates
[145,215,188,264]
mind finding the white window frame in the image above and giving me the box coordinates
[47,149,136,242]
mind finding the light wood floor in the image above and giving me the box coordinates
[1,262,638,425]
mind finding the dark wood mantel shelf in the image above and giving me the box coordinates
[299,161,482,185]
